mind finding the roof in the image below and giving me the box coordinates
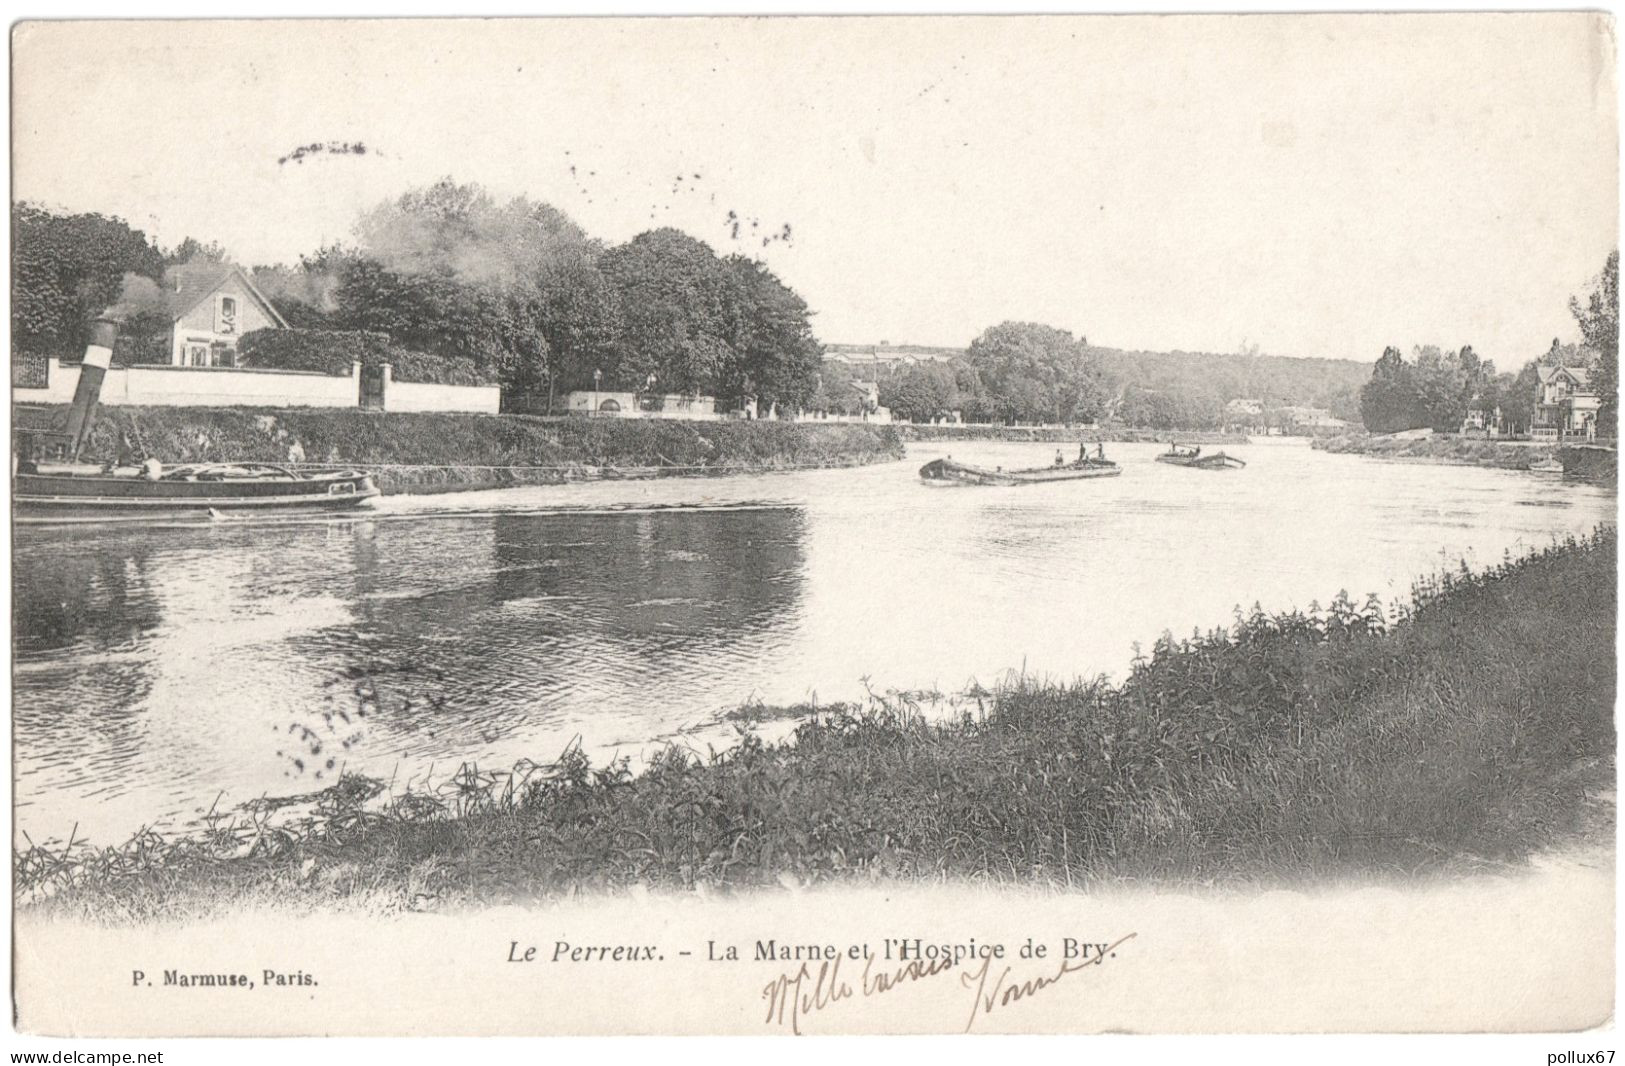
[163,263,289,329]
[1527,367,1592,386]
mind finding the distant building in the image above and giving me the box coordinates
[163,263,288,368]
[1223,397,1266,433]
[847,379,893,423]
[1460,406,1506,438]
[564,390,723,420]
[1532,366,1599,441]
[1276,405,1351,431]
[823,342,966,370]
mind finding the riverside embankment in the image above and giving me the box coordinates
[17,527,1614,919]
[1313,432,1618,482]
[895,424,1249,445]
[45,405,906,492]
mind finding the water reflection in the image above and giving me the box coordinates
[14,506,808,843]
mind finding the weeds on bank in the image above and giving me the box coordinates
[16,529,1616,917]
[75,407,906,472]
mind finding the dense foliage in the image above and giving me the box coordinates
[967,322,1108,424]
[238,328,491,386]
[12,203,165,359]
[248,182,822,414]
[1570,250,1619,434]
[1356,250,1619,437]
[14,184,823,414]
[1358,337,1606,436]
[864,340,1369,428]
[872,322,1111,425]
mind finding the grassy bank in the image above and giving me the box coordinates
[36,406,905,491]
[1314,433,1619,482]
[16,528,1614,920]
[895,424,1250,445]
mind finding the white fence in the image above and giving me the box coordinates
[385,377,500,414]
[14,358,501,415]
[383,371,502,415]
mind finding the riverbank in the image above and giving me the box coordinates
[1313,433,1619,482]
[894,424,1250,445]
[17,527,1614,920]
[31,406,906,492]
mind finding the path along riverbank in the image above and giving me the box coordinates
[16,526,1614,920]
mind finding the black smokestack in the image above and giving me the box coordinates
[63,318,118,461]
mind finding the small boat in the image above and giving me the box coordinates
[919,456,1121,486]
[1155,445,1246,470]
[1528,457,1566,475]
[12,318,380,523]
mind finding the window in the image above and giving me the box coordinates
[216,295,238,335]
[184,343,211,367]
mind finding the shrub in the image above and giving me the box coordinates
[11,351,48,388]
[238,328,494,387]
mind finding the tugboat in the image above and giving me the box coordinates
[13,319,380,522]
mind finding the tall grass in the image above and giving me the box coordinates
[55,406,905,478]
[16,530,1614,919]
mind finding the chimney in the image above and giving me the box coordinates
[62,318,118,461]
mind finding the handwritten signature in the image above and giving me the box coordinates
[761,952,960,1034]
[761,934,1136,1034]
[960,933,1138,1032]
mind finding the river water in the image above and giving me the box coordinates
[12,440,1616,845]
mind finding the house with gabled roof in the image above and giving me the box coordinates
[1533,364,1599,441]
[163,262,288,368]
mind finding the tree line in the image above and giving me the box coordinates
[1357,251,1618,436]
[870,331,1367,428]
[12,181,823,415]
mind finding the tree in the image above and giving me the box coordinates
[1570,250,1618,434]
[1410,345,1471,432]
[164,236,230,266]
[599,229,736,394]
[950,360,996,423]
[1499,362,1542,435]
[252,246,348,329]
[1359,346,1424,433]
[966,321,1105,424]
[526,255,621,412]
[719,256,822,413]
[809,358,868,416]
[880,362,959,422]
[12,202,164,358]
[336,179,601,405]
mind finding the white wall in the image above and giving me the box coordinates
[14,359,362,409]
[385,378,502,414]
[564,390,723,420]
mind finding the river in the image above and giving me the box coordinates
[12,439,1616,845]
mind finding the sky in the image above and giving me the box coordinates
[11,14,1618,366]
